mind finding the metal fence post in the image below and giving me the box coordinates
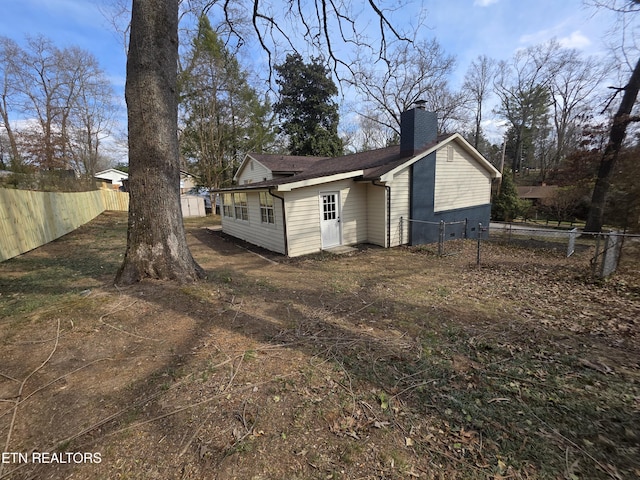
[438,220,445,256]
[592,234,601,277]
[400,216,403,246]
[567,227,577,257]
[477,223,482,266]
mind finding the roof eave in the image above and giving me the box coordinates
[449,133,502,178]
[379,134,501,182]
[275,170,365,192]
[379,148,435,183]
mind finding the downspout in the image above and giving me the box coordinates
[372,181,391,248]
[269,188,288,256]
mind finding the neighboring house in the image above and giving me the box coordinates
[180,170,198,194]
[516,185,559,206]
[95,168,198,193]
[219,106,501,257]
[94,169,128,189]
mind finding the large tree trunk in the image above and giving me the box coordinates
[585,56,640,233]
[116,0,204,284]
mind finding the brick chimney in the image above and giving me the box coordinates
[400,101,438,156]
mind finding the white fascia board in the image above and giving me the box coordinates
[95,168,128,177]
[275,170,364,192]
[379,134,501,182]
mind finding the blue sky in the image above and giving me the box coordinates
[0,0,622,148]
[1,0,618,90]
[1,0,127,87]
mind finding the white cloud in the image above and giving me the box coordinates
[559,30,591,49]
[519,25,592,51]
[474,0,499,6]
[519,28,554,45]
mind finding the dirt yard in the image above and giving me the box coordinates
[0,211,639,479]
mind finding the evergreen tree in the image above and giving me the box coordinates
[273,53,343,156]
[498,84,552,174]
[179,16,275,191]
[492,169,527,222]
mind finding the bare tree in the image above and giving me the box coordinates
[463,55,497,149]
[68,61,117,176]
[17,36,67,169]
[5,37,116,173]
[549,49,608,170]
[350,39,458,136]
[494,41,563,173]
[351,106,396,151]
[0,37,23,169]
[585,57,640,231]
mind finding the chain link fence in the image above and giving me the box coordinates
[400,218,472,256]
[401,217,639,279]
[483,222,637,278]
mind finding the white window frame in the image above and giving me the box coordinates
[233,192,248,221]
[259,192,275,225]
[222,193,234,218]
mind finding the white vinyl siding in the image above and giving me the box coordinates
[366,183,387,247]
[221,191,286,254]
[236,158,272,185]
[284,189,321,257]
[434,144,492,212]
[388,167,410,246]
[340,182,368,246]
[285,179,368,257]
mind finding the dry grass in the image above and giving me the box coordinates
[0,211,638,479]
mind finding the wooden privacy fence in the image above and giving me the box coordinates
[0,188,129,262]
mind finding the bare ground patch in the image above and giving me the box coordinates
[1,211,639,479]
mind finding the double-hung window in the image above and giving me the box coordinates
[233,192,248,220]
[222,193,233,218]
[259,192,275,224]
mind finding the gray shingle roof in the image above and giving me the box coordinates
[248,153,326,174]
[222,134,454,191]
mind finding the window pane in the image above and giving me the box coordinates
[323,194,336,220]
[260,191,275,224]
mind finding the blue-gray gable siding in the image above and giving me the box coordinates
[410,152,491,244]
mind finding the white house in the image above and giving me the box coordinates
[219,107,501,257]
[94,168,128,189]
[180,170,198,193]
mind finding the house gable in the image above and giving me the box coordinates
[180,170,198,193]
[234,155,273,185]
[380,134,500,184]
[408,135,499,245]
[434,141,494,212]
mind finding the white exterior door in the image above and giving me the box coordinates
[320,192,341,248]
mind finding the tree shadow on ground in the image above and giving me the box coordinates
[3,216,638,479]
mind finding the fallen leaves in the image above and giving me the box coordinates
[577,358,615,375]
